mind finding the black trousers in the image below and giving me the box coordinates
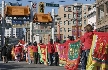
[54,52,59,66]
[48,53,53,66]
[33,52,38,64]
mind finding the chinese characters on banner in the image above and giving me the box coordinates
[87,32,108,70]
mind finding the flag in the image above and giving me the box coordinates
[65,41,81,70]
[58,44,67,66]
[87,32,108,70]
[38,45,47,65]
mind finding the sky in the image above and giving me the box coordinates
[1,0,95,13]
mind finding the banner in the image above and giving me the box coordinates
[58,44,67,66]
[87,32,108,70]
[65,41,80,70]
[38,45,47,65]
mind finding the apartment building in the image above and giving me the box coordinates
[96,0,108,32]
[55,3,91,40]
[87,4,96,30]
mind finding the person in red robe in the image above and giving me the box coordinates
[47,39,54,66]
[32,41,38,64]
[54,38,60,66]
[15,44,23,62]
[80,24,94,70]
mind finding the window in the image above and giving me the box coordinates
[68,21,71,25]
[54,27,57,32]
[68,28,71,32]
[64,7,68,12]
[34,37,35,40]
[64,14,66,18]
[78,21,82,24]
[73,21,76,24]
[59,21,62,24]
[84,20,86,24]
[55,22,57,25]
[68,7,71,11]
[64,35,66,39]
[60,28,62,32]
[73,7,76,10]
[84,6,86,10]
[73,14,76,18]
[64,21,66,25]
[64,28,66,32]
[68,14,71,18]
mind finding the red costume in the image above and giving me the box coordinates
[47,43,54,53]
[32,46,38,52]
[54,43,60,53]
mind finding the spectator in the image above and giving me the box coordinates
[32,41,38,64]
[2,45,8,63]
[80,24,94,70]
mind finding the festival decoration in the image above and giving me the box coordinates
[38,45,47,65]
[58,44,67,66]
[65,41,80,70]
[87,32,108,70]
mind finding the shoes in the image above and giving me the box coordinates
[81,69,86,70]
[29,63,31,64]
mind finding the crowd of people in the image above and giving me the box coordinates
[1,24,94,70]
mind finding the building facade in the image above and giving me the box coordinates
[56,3,91,40]
[87,4,96,30]
[96,0,108,32]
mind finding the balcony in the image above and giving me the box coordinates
[97,16,108,29]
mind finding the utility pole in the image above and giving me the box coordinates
[76,10,79,39]
[1,0,5,47]
[51,9,55,43]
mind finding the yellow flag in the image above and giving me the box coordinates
[86,34,97,70]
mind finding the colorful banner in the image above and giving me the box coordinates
[65,41,80,70]
[87,32,108,70]
[29,47,33,60]
[58,44,67,66]
[38,45,47,65]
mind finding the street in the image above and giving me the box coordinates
[0,61,65,70]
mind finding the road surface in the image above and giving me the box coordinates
[0,61,65,70]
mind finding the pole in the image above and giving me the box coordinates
[29,2,33,43]
[76,10,79,39]
[1,0,5,47]
[11,28,13,37]
[58,23,60,40]
[51,9,55,43]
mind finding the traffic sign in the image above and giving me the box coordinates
[33,29,51,34]
[46,3,59,7]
